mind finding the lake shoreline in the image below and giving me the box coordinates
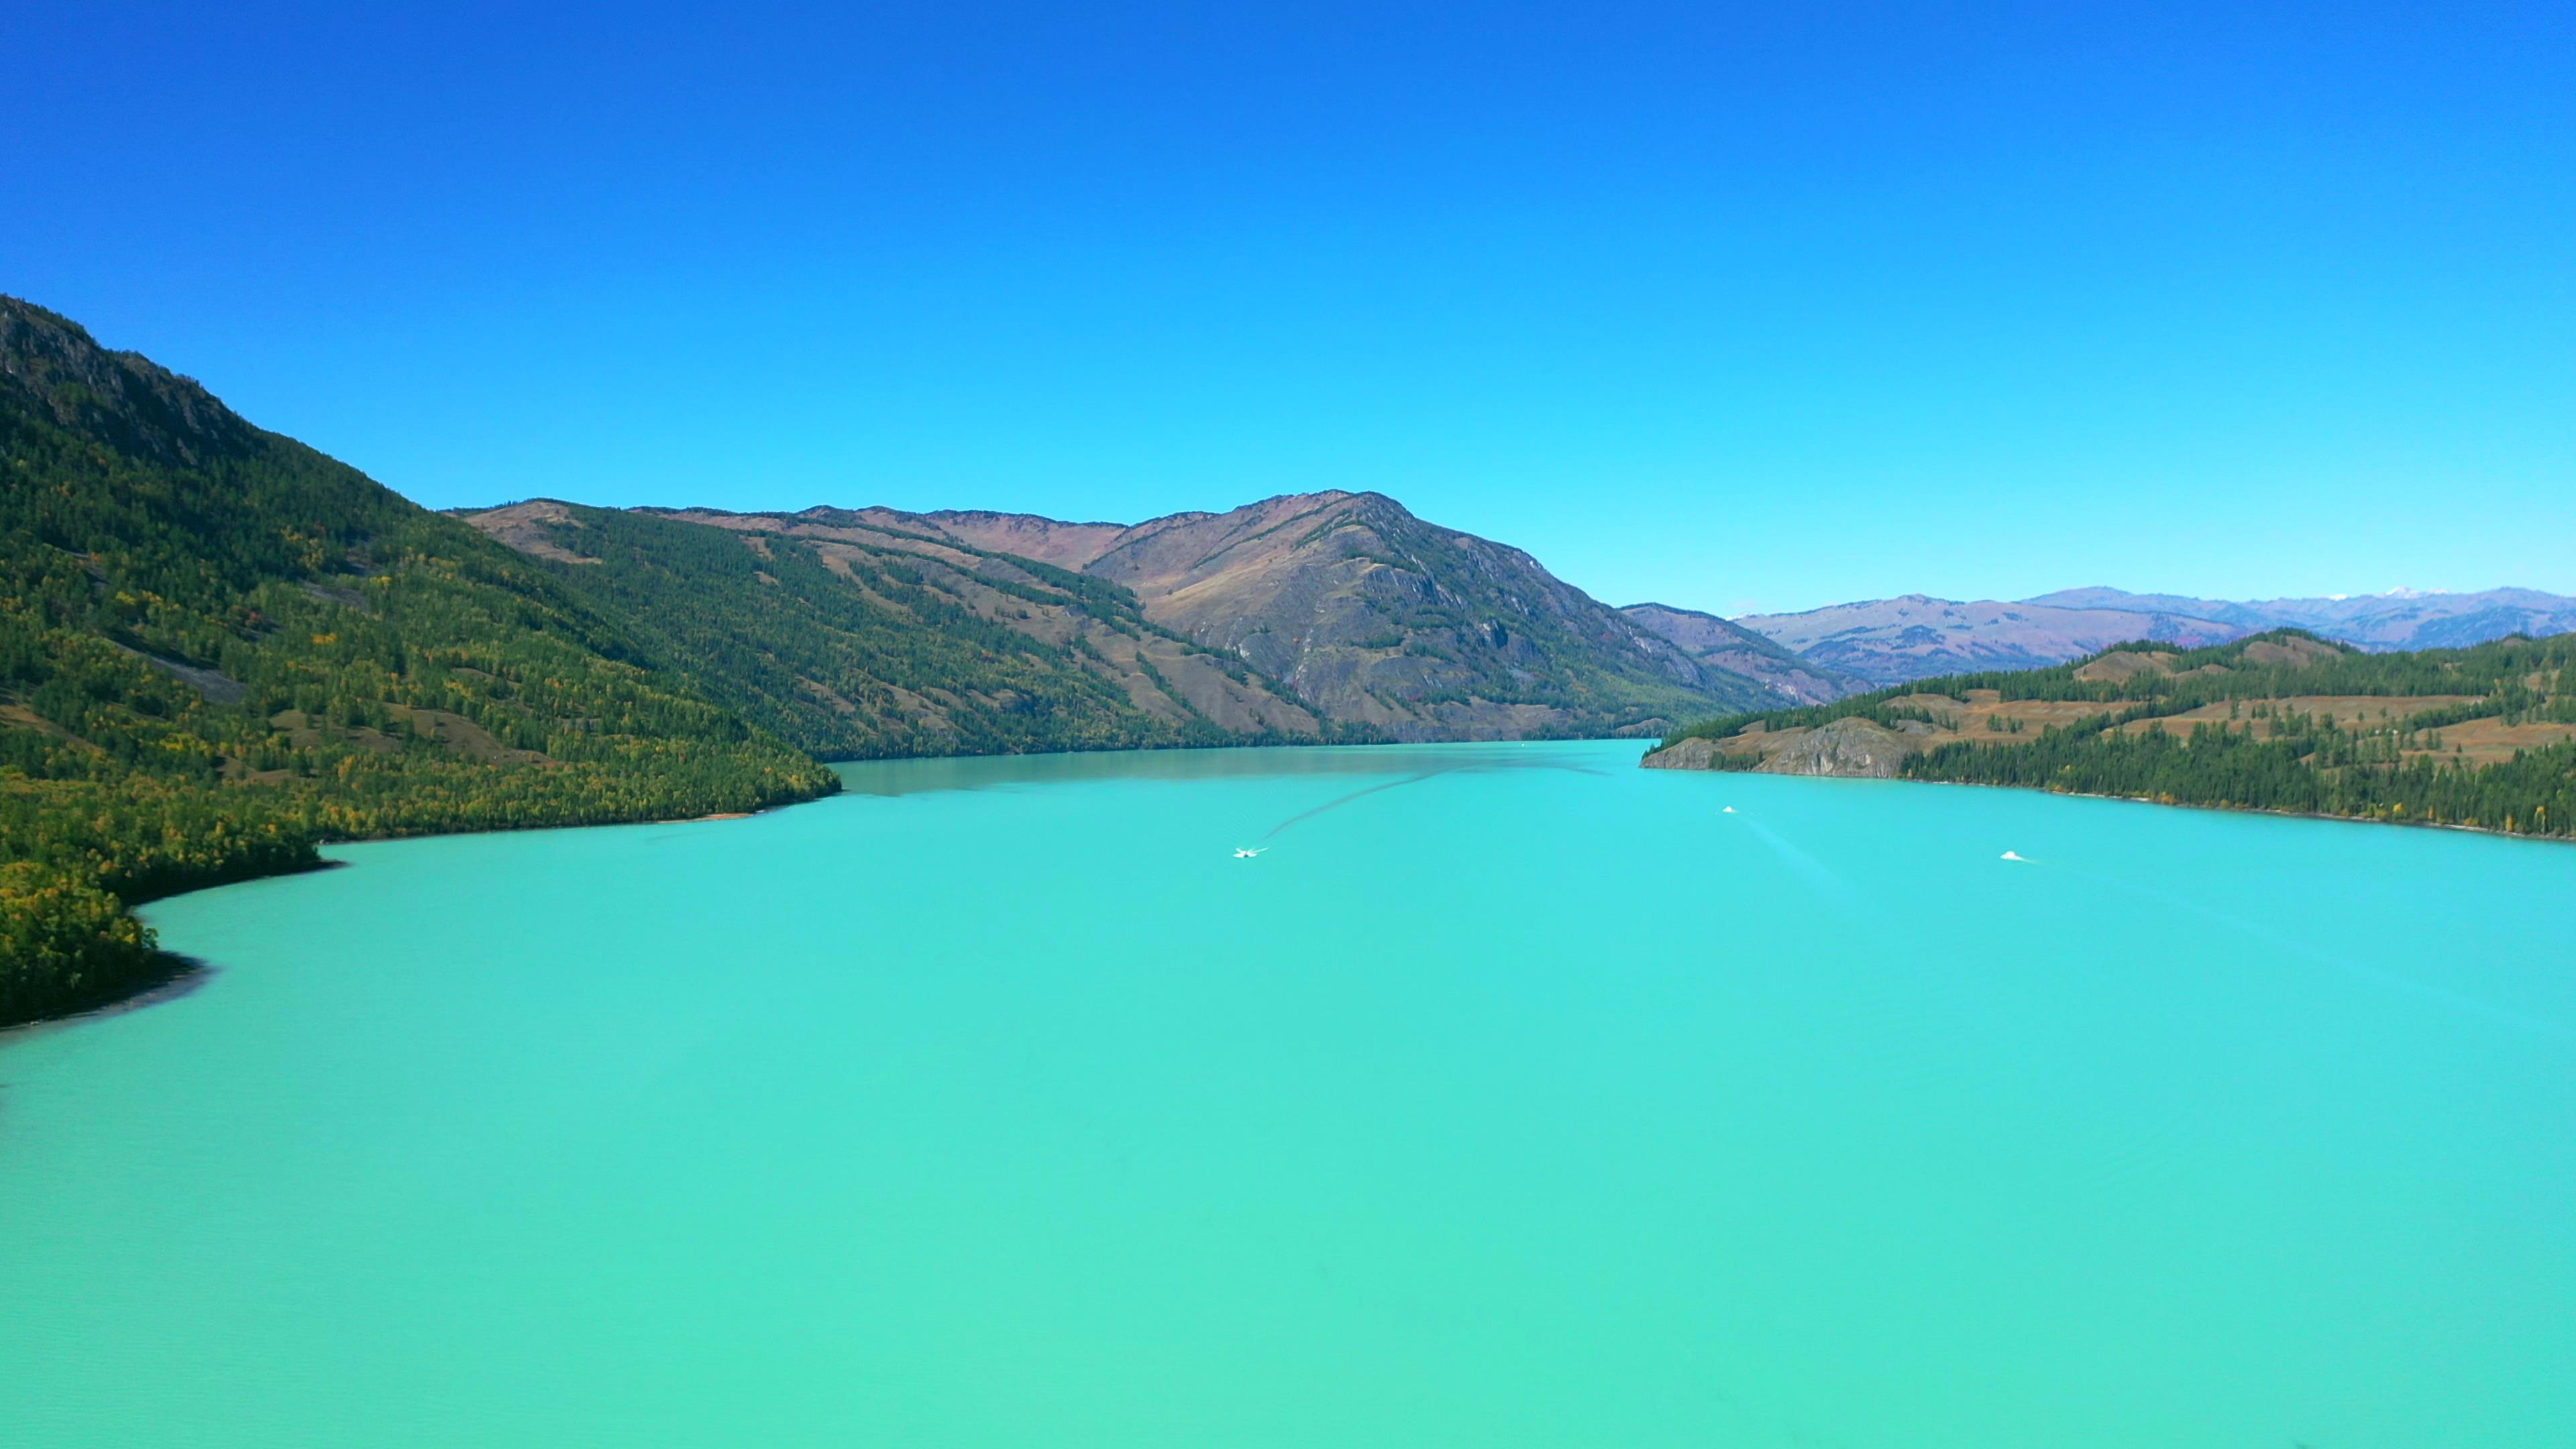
[9,737,1625,1034]
[1892,773,2575,847]
[1648,749,2572,847]
[1,790,841,1036]
[26,727,2558,1036]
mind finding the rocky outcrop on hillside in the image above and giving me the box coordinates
[1642,716,1929,777]
[1755,716,1928,776]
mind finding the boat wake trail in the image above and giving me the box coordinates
[1261,771,1452,841]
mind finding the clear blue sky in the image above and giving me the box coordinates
[7,2,2570,614]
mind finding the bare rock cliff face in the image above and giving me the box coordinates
[1756,716,1925,777]
[1642,715,1928,777]
[1638,736,1727,770]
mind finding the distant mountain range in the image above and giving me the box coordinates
[1734,586,2576,686]
[2025,586,2576,650]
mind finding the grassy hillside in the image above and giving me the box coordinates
[1649,631,2576,839]
[1,298,837,1026]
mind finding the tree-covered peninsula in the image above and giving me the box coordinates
[1646,631,2576,839]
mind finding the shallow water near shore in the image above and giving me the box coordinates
[5,740,2573,1446]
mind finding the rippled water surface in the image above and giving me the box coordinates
[5,741,2573,1446]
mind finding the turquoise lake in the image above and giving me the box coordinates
[5,740,2573,1446]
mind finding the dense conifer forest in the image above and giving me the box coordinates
[1,299,837,1026]
[1662,631,2576,838]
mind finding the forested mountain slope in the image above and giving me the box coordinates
[464,500,1346,757]
[1644,630,2576,840]
[0,297,837,1027]
[625,493,1774,741]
